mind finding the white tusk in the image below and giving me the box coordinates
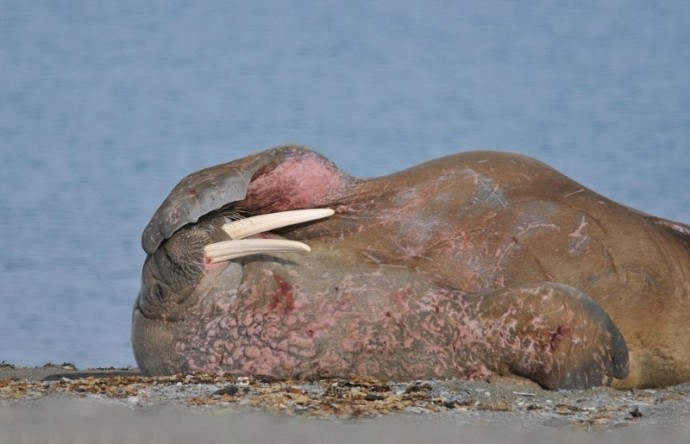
[204,239,311,263]
[222,208,335,240]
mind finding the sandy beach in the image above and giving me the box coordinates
[2,363,689,443]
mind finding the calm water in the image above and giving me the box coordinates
[1,0,689,368]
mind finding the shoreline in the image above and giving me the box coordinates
[2,363,689,443]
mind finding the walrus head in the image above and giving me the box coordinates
[134,146,353,371]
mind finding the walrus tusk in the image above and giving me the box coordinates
[222,208,335,240]
[206,209,334,262]
[204,239,311,263]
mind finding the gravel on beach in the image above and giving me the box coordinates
[1,363,689,443]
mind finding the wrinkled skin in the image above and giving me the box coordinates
[133,145,690,389]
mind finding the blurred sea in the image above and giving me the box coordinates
[1,0,689,368]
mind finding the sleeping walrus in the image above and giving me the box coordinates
[132,145,689,389]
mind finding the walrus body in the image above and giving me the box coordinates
[133,146,689,389]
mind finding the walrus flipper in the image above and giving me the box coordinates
[473,283,629,390]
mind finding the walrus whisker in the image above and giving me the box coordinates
[204,239,311,263]
[222,208,334,240]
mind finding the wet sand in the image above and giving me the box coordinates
[1,364,689,443]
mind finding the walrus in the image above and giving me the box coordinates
[132,145,690,389]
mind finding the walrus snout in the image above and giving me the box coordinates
[136,217,226,320]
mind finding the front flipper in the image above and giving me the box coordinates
[472,282,629,389]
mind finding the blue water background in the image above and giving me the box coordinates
[1,0,689,368]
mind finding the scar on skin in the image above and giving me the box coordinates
[567,216,591,255]
[562,188,585,198]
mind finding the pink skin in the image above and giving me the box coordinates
[173,242,621,389]
[133,147,634,389]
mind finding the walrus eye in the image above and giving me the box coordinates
[203,208,334,263]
